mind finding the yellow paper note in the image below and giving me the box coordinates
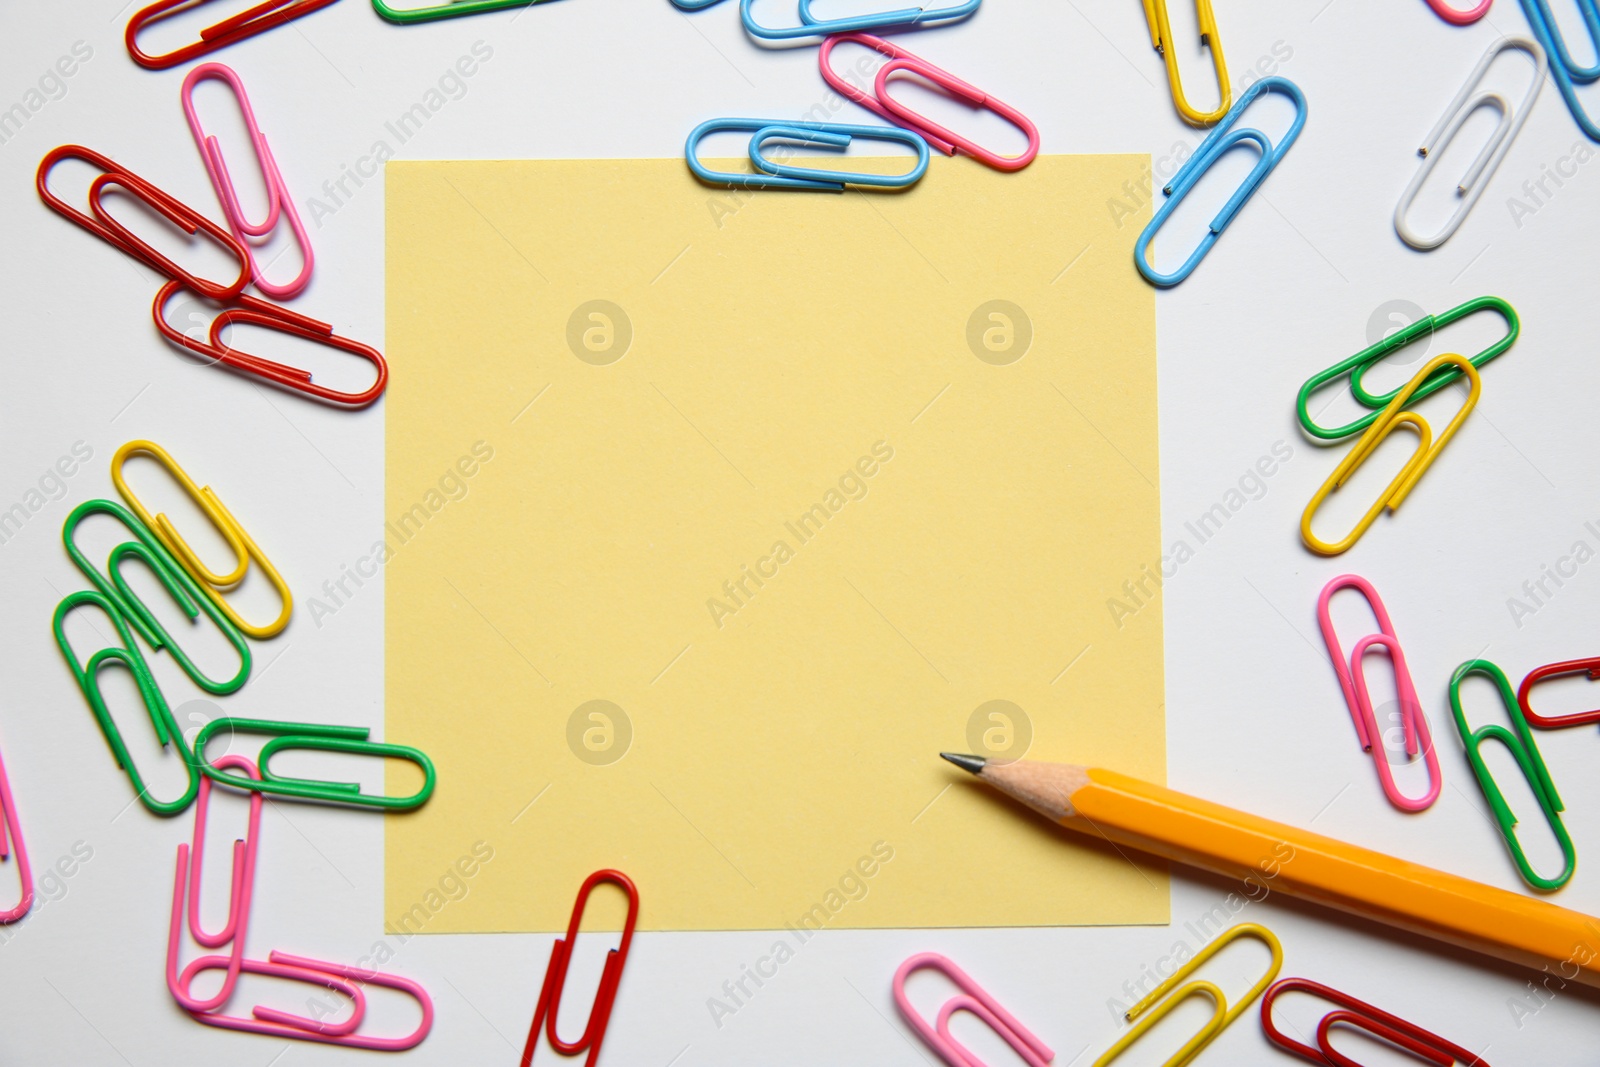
[385,155,1166,932]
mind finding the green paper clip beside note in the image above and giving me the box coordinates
[195,717,436,811]
[1297,296,1518,441]
[1449,659,1576,892]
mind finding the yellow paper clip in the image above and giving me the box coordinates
[111,440,292,639]
[1141,0,1230,126]
[1301,353,1480,557]
[1095,922,1282,1067]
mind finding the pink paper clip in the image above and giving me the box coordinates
[893,953,1054,1067]
[1316,575,1441,813]
[0,742,34,924]
[820,34,1039,171]
[1423,0,1493,25]
[182,64,314,300]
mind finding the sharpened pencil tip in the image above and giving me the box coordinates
[940,752,986,775]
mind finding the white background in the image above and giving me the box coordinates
[4,0,1600,1064]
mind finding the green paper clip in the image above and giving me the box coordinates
[53,589,200,816]
[194,717,436,811]
[63,499,250,695]
[372,0,564,23]
[1296,296,1519,441]
[1449,659,1575,892]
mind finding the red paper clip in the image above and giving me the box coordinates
[127,0,340,71]
[520,869,639,1067]
[38,145,249,302]
[1518,657,1600,729]
[0,742,34,924]
[154,280,388,408]
[1261,978,1489,1066]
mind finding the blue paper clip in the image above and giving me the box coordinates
[741,0,978,40]
[670,0,728,8]
[1519,0,1600,140]
[1449,659,1577,892]
[1134,76,1307,288]
[687,119,929,191]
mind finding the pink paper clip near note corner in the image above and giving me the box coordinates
[1316,575,1441,812]
[0,741,34,924]
[181,63,314,300]
[893,953,1054,1067]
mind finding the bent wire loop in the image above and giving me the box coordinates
[670,0,730,8]
[686,119,928,190]
[741,0,979,40]
[1519,657,1600,728]
[820,35,956,155]
[892,953,1053,1067]
[37,145,249,302]
[520,869,639,1067]
[53,590,201,816]
[112,439,293,640]
[1296,296,1517,441]
[873,55,1040,171]
[194,717,436,811]
[127,0,339,70]
[182,64,314,299]
[1142,0,1230,126]
[1134,77,1306,287]
[1315,575,1440,812]
[1095,923,1282,1067]
[1449,659,1576,891]
[374,0,565,21]
[1425,0,1494,23]
[1300,353,1480,557]
[0,742,34,923]
[1261,977,1491,1066]
[1396,38,1545,250]
[1520,0,1600,140]
[167,757,264,1014]
[154,280,389,408]
[62,498,251,695]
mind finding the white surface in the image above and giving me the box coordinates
[3,0,1600,1063]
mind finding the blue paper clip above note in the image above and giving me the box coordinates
[741,0,979,40]
[686,119,930,191]
[1134,76,1307,288]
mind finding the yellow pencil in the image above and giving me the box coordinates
[942,754,1600,988]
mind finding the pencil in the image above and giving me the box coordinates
[941,753,1600,989]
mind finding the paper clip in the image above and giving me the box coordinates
[182,64,313,300]
[1300,353,1479,557]
[375,0,565,20]
[1520,0,1600,140]
[194,717,436,811]
[821,35,953,155]
[1097,923,1282,1067]
[1316,575,1440,812]
[53,590,201,817]
[686,119,929,191]
[1396,39,1544,250]
[1261,978,1490,1066]
[0,742,34,924]
[741,0,979,41]
[1142,0,1230,126]
[520,869,639,1067]
[154,281,389,408]
[1134,77,1306,287]
[112,440,292,640]
[872,55,1040,172]
[1296,296,1517,442]
[1519,657,1600,729]
[670,0,728,8]
[167,756,264,1014]
[37,146,249,302]
[62,499,251,696]
[1450,659,1576,891]
[127,0,339,70]
[1424,0,1494,22]
[892,953,1053,1067]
